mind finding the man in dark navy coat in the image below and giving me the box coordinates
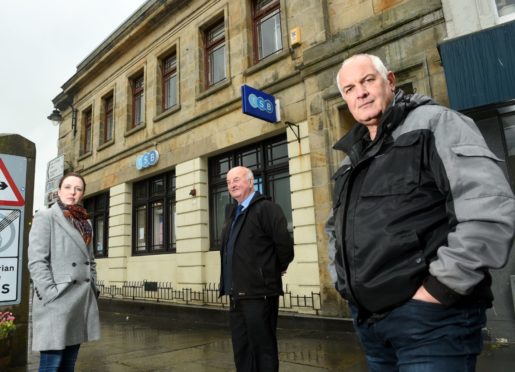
[219,166,294,372]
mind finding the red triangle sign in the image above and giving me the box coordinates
[0,158,25,207]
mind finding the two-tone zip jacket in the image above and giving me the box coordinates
[326,91,515,319]
[219,192,294,299]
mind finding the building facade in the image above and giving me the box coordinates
[49,0,512,330]
[439,0,515,340]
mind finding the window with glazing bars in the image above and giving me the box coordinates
[162,53,177,111]
[204,20,226,87]
[133,171,176,255]
[253,0,282,62]
[208,134,291,250]
[103,94,114,143]
[82,109,92,154]
[84,192,110,258]
[131,74,145,127]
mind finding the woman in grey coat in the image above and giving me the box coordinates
[28,172,100,371]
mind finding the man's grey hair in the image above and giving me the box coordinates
[244,167,254,182]
[336,54,389,97]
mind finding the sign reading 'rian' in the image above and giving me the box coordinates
[241,84,278,123]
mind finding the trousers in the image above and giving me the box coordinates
[350,300,486,372]
[38,344,81,372]
[229,296,279,372]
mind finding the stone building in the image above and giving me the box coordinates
[49,0,486,320]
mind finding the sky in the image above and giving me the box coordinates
[0,0,147,212]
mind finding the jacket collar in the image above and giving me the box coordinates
[333,90,435,155]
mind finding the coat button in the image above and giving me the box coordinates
[72,262,77,267]
[85,261,90,265]
[85,278,90,282]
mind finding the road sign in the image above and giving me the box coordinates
[47,155,64,180]
[241,84,279,123]
[45,155,64,207]
[0,154,26,305]
[0,158,25,207]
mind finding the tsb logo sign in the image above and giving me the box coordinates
[241,85,278,123]
[248,93,274,114]
[136,150,159,170]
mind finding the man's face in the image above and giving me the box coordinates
[226,167,254,204]
[338,56,396,130]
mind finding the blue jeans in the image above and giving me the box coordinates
[39,344,81,372]
[350,300,486,372]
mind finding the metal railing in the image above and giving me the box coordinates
[97,281,321,314]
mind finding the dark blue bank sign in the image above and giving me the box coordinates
[241,84,278,123]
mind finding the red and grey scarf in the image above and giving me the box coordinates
[57,199,92,245]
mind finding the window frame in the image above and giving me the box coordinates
[132,170,176,255]
[82,108,93,155]
[494,0,515,22]
[131,73,145,129]
[102,93,114,144]
[208,134,291,250]
[84,192,110,258]
[162,52,178,112]
[204,19,226,88]
[252,0,283,63]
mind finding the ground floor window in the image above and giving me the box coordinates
[133,170,176,255]
[84,192,109,258]
[208,134,291,250]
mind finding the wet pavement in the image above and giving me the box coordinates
[9,300,515,371]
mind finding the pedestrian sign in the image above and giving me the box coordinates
[0,158,25,207]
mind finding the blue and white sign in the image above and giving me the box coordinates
[241,84,278,123]
[136,150,159,170]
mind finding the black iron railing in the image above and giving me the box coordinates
[97,281,321,314]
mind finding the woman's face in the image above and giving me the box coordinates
[58,176,85,206]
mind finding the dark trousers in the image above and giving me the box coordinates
[229,296,279,372]
[350,301,486,372]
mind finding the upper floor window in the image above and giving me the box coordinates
[84,192,110,258]
[162,53,178,111]
[133,171,176,255]
[131,73,145,128]
[253,0,282,62]
[495,0,515,20]
[102,94,114,143]
[208,134,291,250]
[204,19,226,87]
[82,108,92,154]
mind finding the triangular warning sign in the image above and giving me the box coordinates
[0,158,25,207]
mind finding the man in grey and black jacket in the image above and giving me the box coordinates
[326,54,515,371]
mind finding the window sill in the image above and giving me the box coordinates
[132,250,176,256]
[124,122,146,137]
[97,139,115,152]
[78,151,92,161]
[196,79,231,101]
[243,49,290,77]
[154,104,181,123]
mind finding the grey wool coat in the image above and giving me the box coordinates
[28,202,100,351]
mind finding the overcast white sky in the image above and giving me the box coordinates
[0,0,146,212]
